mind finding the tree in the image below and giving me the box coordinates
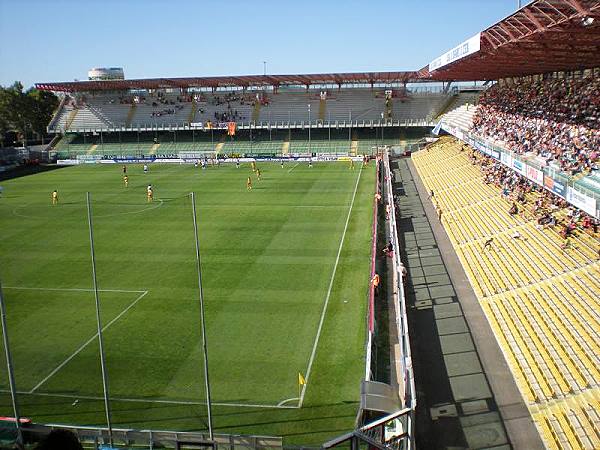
[0,82,58,147]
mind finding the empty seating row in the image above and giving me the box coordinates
[48,90,449,132]
[532,394,600,450]
[412,137,600,450]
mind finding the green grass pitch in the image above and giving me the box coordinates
[0,161,375,444]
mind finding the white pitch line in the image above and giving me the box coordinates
[93,199,164,218]
[4,390,298,409]
[196,204,344,209]
[287,162,300,173]
[29,290,149,393]
[277,397,299,407]
[298,166,362,408]
[11,199,164,220]
[4,286,146,294]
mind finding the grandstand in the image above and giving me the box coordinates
[413,138,600,450]
[37,73,452,160]
[1,0,600,449]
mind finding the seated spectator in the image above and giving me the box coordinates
[471,75,600,173]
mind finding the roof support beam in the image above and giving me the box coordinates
[562,0,588,15]
[522,9,546,30]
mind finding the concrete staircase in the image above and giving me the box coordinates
[188,99,197,124]
[319,98,326,121]
[149,143,160,155]
[252,102,261,122]
[125,104,137,127]
[65,109,79,131]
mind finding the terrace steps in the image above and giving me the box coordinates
[319,98,326,121]
[188,99,197,124]
[125,104,137,128]
[252,102,261,122]
[149,143,160,155]
[65,109,79,131]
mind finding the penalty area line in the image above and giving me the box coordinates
[298,165,362,408]
[28,290,149,393]
[287,163,300,173]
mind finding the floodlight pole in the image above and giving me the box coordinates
[86,192,114,447]
[308,104,311,156]
[381,112,385,147]
[190,192,214,440]
[0,280,24,449]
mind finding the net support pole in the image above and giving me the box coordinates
[86,192,114,447]
[191,192,214,439]
[0,280,23,449]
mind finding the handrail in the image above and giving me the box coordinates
[60,117,437,133]
[47,96,68,132]
[382,150,416,411]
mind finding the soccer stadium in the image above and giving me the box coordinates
[0,0,599,449]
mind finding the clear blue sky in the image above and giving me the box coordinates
[0,0,529,88]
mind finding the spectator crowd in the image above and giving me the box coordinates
[471,150,599,241]
[471,75,600,175]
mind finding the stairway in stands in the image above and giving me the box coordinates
[149,143,160,155]
[442,103,477,130]
[65,109,79,131]
[188,99,197,124]
[319,97,326,122]
[252,102,261,122]
[350,139,358,156]
[435,95,459,120]
[125,104,137,128]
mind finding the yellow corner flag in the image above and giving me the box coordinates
[298,372,306,386]
[298,372,306,399]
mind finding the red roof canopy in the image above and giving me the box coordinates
[423,0,600,80]
[35,71,420,93]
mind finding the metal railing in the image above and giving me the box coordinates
[382,150,416,435]
[323,408,413,450]
[18,422,283,450]
[49,118,437,133]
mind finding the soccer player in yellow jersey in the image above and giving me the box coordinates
[251,161,257,172]
[349,159,355,170]
[51,190,58,205]
[147,188,153,202]
[246,176,252,191]
[123,175,129,187]
[256,168,261,181]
